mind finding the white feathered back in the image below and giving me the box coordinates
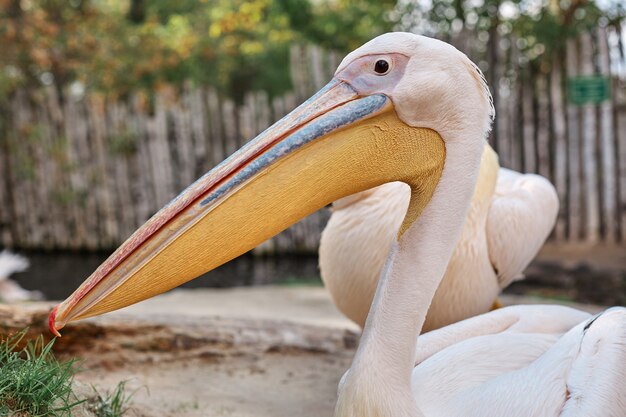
[486,168,559,289]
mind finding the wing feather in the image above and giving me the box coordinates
[486,169,558,289]
[560,307,626,416]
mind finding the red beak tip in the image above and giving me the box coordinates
[48,305,62,338]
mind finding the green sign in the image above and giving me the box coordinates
[568,76,611,105]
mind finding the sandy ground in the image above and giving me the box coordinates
[81,288,358,417]
[0,286,610,417]
[79,352,352,417]
[67,287,359,417]
[2,287,361,417]
[537,243,626,271]
[104,286,361,332]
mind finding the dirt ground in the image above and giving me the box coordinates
[71,287,360,417]
[507,243,626,305]
[0,275,616,417]
[78,351,351,417]
[2,287,361,417]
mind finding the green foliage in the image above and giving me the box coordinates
[278,0,397,51]
[109,131,138,156]
[51,188,78,206]
[402,0,624,69]
[277,274,323,287]
[88,381,135,417]
[0,331,83,417]
[0,0,620,100]
[0,0,395,100]
[511,1,606,60]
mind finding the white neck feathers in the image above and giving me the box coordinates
[336,132,485,417]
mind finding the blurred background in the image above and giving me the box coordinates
[0,0,625,304]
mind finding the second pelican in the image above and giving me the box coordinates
[320,148,559,330]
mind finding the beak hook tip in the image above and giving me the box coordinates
[48,305,63,337]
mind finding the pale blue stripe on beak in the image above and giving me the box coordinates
[200,93,388,207]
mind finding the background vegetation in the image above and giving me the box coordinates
[0,0,625,252]
[1,0,622,100]
[0,0,397,101]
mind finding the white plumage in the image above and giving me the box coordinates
[0,250,29,279]
[330,33,626,417]
[487,168,560,289]
[412,305,626,417]
[320,150,559,331]
[0,250,42,302]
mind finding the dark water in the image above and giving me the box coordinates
[11,251,322,301]
[8,250,626,306]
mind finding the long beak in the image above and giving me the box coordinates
[49,79,446,336]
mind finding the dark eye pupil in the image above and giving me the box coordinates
[374,60,389,74]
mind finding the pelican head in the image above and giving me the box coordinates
[49,32,493,335]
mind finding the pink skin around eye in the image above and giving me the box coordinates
[334,53,410,97]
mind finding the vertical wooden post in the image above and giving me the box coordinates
[173,89,195,188]
[108,101,135,242]
[617,86,626,242]
[206,88,224,167]
[88,95,119,247]
[521,69,536,173]
[131,93,157,226]
[597,26,617,242]
[579,31,600,242]
[189,86,208,177]
[566,38,582,241]
[550,57,568,241]
[507,38,523,172]
[222,98,238,157]
[536,73,551,180]
[147,91,176,207]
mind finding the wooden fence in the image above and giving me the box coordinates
[475,26,626,244]
[0,31,625,253]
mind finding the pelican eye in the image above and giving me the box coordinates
[374,59,390,75]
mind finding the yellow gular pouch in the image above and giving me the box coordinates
[78,110,446,320]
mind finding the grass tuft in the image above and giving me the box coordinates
[89,381,135,417]
[0,330,83,417]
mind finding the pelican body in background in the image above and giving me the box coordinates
[320,146,559,330]
[50,33,626,416]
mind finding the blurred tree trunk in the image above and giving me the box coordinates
[7,0,21,17]
[128,0,146,23]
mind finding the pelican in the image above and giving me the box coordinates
[320,156,559,330]
[50,33,626,416]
